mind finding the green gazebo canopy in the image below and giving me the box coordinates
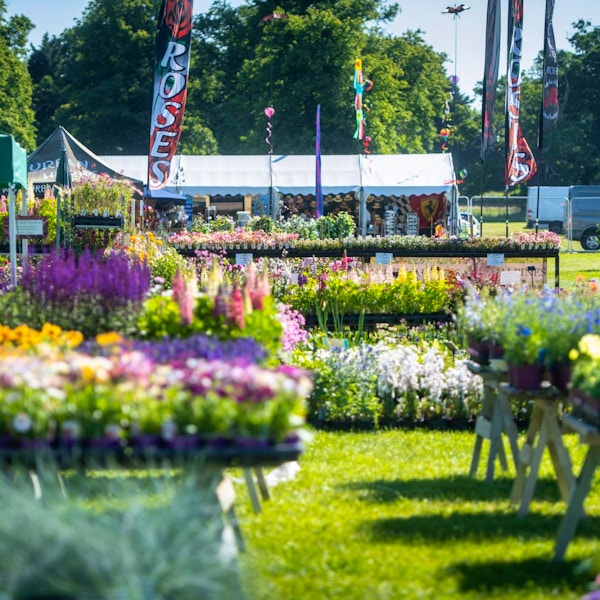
[0,132,27,189]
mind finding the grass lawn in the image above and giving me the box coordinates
[480,221,600,289]
[236,429,600,600]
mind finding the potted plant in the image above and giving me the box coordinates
[569,334,600,427]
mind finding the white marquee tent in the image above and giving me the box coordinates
[100,153,458,233]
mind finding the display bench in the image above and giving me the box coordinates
[553,414,600,561]
[175,245,561,288]
[2,441,303,552]
[509,389,575,517]
[467,368,573,500]
[467,368,521,482]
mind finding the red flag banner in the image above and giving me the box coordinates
[481,0,501,161]
[148,0,194,190]
[538,0,558,148]
[505,0,536,187]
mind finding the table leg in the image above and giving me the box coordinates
[510,404,543,508]
[516,422,549,517]
[486,403,505,482]
[500,396,520,471]
[254,467,270,501]
[544,408,576,503]
[243,467,262,514]
[469,432,484,477]
[553,446,600,562]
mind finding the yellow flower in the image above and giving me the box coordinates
[96,332,123,347]
[579,334,600,360]
[41,322,63,340]
[64,330,84,348]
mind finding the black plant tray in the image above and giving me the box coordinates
[0,440,304,470]
[72,216,124,229]
[303,312,452,329]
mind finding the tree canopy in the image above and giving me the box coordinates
[0,0,36,150]
[2,0,598,196]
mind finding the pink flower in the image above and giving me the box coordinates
[229,285,245,329]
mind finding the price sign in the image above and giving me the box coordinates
[375,252,393,265]
[235,253,253,266]
[487,253,505,266]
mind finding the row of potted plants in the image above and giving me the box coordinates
[0,326,311,450]
[455,283,600,411]
[166,228,561,253]
[291,333,484,425]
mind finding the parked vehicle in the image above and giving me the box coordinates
[525,186,568,233]
[566,185,600,251]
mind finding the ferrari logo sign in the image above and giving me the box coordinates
[420,196,440,222]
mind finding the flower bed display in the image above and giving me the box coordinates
[276,259,454,331]
[166,229,561,254]
[0,328,312,455]
[455,284,600,388]
[292,338,483,426]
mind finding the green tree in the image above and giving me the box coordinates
[0,0,36,149]
[192,0,453,155]
[51,0,159,154]
[28,33,68,142]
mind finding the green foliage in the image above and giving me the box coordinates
[0,472,243,598]
[211,215,236,232]
[150,246,188,289]
[0,4,36,149]
[50,0,160,153]
[248,215,275,233]
[72,176,134,218]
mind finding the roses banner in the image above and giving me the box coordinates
[148,0,194,190]
[538,0,559,149]
[505,0,536,187]
[481,0,501,161]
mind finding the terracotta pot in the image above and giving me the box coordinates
[508,363,545,391]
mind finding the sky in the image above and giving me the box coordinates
[6,0,600,102]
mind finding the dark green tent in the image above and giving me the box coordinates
[0,132,28,287]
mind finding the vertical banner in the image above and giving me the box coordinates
[148,0,194,190]
[481,0,501,161]
[315,104,323,217]
[538,0,558,149]
[505,0,537,187]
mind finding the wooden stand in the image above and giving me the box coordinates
[553,414,600,561]
[242,467,271,514]
[469,374,520,482]
[509,392,575,517]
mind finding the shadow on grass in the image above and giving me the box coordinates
[359,510,600,544]
[451,556,588,595]
[340,474,565,504]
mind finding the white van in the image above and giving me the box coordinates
[526,186,569,233]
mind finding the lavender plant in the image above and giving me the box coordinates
[13,249,151,338]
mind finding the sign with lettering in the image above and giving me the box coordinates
[235,253,253,266]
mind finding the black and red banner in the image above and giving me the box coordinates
[481,0,501,161]
[505,0,536,187]
[148,0,194,190]
[538,0,559,149]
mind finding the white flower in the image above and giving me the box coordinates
[13,412,33,433]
